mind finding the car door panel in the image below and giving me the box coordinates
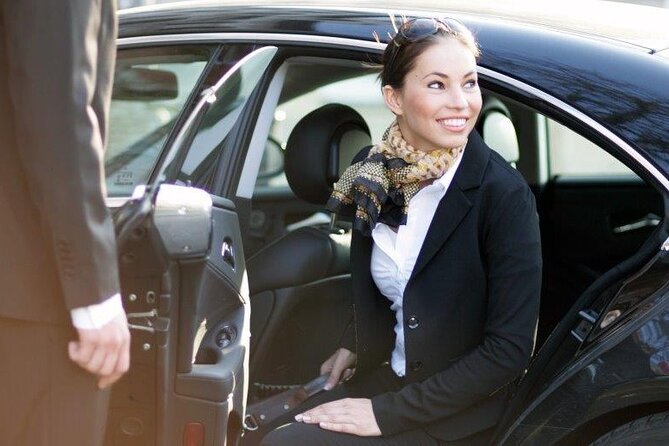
[107,184,213,446]
[542,176,662,274]
[107,46,278,446]
[537,176,663,341]
[166,198,249,445]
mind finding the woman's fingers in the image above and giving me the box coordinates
[319,350,336,376]
[341,367,355,382]
[297,400,347,422]
[324,349,356,390]
[296,398,382,436]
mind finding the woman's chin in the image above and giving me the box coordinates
[439,136,468,150]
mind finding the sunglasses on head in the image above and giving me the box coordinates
[393,17,465,46]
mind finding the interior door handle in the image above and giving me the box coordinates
[221,237,235,269]
[612,213,661,234]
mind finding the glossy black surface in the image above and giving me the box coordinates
[504,288,669,445]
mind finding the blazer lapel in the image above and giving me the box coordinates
[408,130,491,284]
[409,184,471,282]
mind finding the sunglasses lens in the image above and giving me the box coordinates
[400,18,439,40]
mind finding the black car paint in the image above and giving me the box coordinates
[117,5,669,444]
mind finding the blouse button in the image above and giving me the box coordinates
[407,316,419,329]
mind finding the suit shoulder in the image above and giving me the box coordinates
[484,149,531,192]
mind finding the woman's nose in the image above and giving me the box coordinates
[445,87,468,109]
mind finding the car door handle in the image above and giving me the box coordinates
[612,213,661,234]
[221,237,235,269]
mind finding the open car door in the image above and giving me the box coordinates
[107,46,277,446]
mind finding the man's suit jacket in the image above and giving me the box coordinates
[0,0,120,324]
[341,130,542,441]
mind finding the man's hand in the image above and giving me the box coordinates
[68,313,130,389]
[295,398,381,436]
[320,348,357,390]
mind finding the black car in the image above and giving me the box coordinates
[106,1,669,444]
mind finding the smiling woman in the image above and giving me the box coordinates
[260,17,542,446]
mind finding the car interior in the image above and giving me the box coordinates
[238,53,665,407]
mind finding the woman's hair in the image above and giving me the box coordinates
[380,19,480,89]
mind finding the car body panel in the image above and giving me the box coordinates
[502,277,669,444]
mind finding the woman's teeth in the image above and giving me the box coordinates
[438,118,466,129]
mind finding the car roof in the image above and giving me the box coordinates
[120,0,669,52]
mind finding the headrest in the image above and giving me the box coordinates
[284,104,371,205]
[480,97,520,166]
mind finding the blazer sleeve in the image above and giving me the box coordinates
[3,0,121,309]
[371,183,542,435]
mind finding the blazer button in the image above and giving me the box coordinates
[409,360,423,372]
[407,316,419,329]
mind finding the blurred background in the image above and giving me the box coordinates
[118,0,669,9]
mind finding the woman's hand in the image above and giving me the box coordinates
[320,348,357,390]
[295,398,381,436]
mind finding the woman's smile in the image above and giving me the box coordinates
[437,117,469,132]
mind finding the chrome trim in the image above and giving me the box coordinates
[477,66,669,194]
[117,32,385,51]
[662,235,669,251]
[578,309,597,324]
[236,62,288,199]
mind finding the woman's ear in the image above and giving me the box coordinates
[382,85,403,116]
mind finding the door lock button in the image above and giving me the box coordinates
[215,326,236,349]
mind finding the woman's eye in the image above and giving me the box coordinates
[465,79,478,88]
[427,81,444,89]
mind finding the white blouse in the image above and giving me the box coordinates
[370,151,465,377]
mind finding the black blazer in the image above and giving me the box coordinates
[340,130,542,441]
[0,1,120,323]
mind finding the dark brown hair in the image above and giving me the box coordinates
[380,19,480,89]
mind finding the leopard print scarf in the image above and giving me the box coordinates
[326,120,465,236]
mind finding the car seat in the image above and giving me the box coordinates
[246,103,371,395]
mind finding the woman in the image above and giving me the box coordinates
[262,17,541,446]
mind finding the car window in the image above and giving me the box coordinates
[547,118,636,177]
[106,45,216,197]
[255,71,394,190]
[170,46,277,193]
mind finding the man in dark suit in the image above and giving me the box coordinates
[0,1,130,445]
